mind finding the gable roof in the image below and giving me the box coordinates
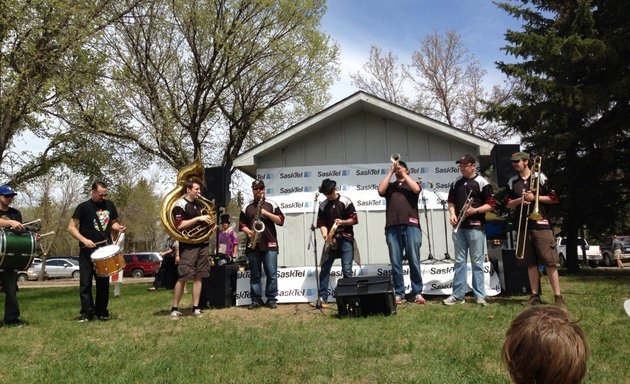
[233,91,495,177]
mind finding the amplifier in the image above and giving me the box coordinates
[335,276,396,317]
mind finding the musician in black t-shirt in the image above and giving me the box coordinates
[505,151,564,307]
[68,181,126,322]
[311,178,359,308]
[0,184,26,327]
[377,160,426,305]
[443,154,495,306]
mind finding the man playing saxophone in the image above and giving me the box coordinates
[169,177,214,319]
[505,152,565,308]
[239,179,285,310]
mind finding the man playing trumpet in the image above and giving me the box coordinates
[505,152,564,307]
[169,178,214,319]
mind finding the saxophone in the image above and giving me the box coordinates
[247,196,265,250]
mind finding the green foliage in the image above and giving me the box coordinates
[488,0,630,271]
[3,270,630,383]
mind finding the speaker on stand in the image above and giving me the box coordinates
[491,144,520,188]
[203,166,231,208]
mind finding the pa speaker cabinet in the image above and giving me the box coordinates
[203,166,231,207]
[200,264,238,309]
[335,276,396,317]
[498,249,533,294]
[491,144,520,188]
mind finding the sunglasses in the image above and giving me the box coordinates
[252,187,264,191]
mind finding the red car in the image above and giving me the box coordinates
[123,252,161,278]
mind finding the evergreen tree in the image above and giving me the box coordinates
[487,0,630,272]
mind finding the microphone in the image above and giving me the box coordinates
[428,180,434,188]
[314,192,319,201]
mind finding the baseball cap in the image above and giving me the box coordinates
[0,184,18,196]
[510,152,530,161]
[455,154,476,164]
[251,179,265,189]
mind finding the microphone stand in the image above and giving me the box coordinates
[419,178,434,263]
[304,192,325,313]
[430,181,452,262]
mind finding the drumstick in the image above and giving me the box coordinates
[39,231,55,238]
[22,219,42,226]
[80,239,108,248]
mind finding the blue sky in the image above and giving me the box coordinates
[320,0,524,104]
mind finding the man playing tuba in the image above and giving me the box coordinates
[169,178,214,319]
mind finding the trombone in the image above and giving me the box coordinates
[515,156,542,259]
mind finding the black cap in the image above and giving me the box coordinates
[318,178,337,195]
[251,179,265,189]
[397,160,408,169]
[455,154,476,164]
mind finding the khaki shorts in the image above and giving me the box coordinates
[516,229,559,267]
[178,245,210,280]
[614,249,622,260]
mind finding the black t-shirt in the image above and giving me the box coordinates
[172,196,207,246]
[380,181,420,229]
[317,194,357,239]
[239,199,285,251]
[0,207,23,225]
[506,172,556,230]
[447,174,495,230]
[72,199,119,244]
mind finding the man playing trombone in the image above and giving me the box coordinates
[505,152,565,307]
[443,154,495,306]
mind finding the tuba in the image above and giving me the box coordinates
[160,156,217,244]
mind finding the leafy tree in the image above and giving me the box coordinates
[0,0,143,186]
[89,0,339,172]
[488,0,630,272]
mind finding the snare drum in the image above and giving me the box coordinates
[0,229,38,271]
[91,245,125,277]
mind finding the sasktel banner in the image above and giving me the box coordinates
[258,161,467,213]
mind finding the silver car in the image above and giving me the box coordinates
[32,258,80,279]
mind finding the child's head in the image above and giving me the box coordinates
[502,306,589,384]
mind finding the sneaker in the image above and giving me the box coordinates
[395,295,405,305]
[248,302,262,310]
[192,309,203,317]
[97,315,111,321]
[442,296,465,305]
[170,310,183,320]
[5,319,27,327]
[554,295,566,308]
[475,298,488,306]
[414,294,427,304]
[522,294,542,307]
[267,301,278,309]
[78,315,93,323]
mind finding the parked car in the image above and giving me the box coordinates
[32,258,80,279]
[599,235,630,267]
[17,266,49,282]
[556,237,602,268]
[123,252,161,278]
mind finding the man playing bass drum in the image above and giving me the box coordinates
[239,179,285,310]
[505,152,565,308]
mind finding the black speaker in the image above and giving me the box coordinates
[491,144,520,187]
[199,264,238,309]
[203,166,230,207]
[497,249,533,294]
[335,276,396,317]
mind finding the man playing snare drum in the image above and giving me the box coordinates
[0,184,27,327]
[68,181,126,322]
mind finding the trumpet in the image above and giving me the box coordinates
[391,153,401,170]
[453,190,473,234]
[323,221,339,253]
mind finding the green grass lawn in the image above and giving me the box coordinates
[1,268,629,383]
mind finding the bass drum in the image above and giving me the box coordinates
[0,229,38,271]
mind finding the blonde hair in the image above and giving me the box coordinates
[502,306,589,384]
